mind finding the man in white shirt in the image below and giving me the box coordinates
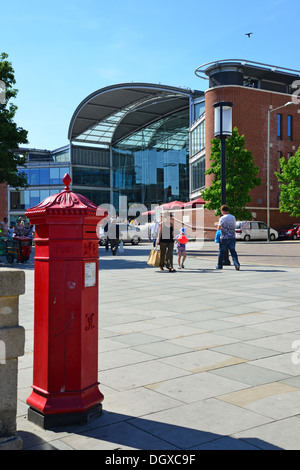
[216,205,240,270]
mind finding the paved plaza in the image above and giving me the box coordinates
[7,240,300,450]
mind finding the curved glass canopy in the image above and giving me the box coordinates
[68,83,203,148]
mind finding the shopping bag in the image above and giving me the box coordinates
[147,248,160,267]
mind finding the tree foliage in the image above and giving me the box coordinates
[0,52,28,188]
[201,127,261,219]
[275,146,300,217]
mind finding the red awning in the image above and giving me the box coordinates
[184,198,205,207]
[160,200,186,210]
[141,209,157,216]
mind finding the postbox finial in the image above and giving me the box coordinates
[63,173,72,190]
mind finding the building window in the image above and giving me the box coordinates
[193,101,205,121]
[288,115,293,141]
[10,189,61,210]
[277,114,282,140]
[39,168,50,185]
[29,168,39,185]
[72,167,110,187]
[191,155,205,192]
[190,119,205,157]
[79,190,110,207]
[22,166,69,186]
[49,167,69,185]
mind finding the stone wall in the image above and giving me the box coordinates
[0,268,25,450]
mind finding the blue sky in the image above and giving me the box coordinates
[1,0,298,150]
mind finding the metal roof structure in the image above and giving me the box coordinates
[195,59,300,85]
[68,83,203,148]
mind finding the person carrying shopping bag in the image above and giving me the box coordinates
[156,213,176,272]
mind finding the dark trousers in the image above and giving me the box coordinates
[110,239,119,255]
[159,242,174,268]
[218,238,240,268]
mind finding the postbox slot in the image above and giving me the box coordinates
[83,226,98,239]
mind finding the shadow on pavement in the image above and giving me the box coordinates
[18,410,282,450]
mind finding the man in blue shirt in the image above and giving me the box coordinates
[216,205,240,270]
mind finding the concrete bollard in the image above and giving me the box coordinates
[0,268,25,450]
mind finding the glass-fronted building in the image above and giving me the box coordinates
[8,83,205,223]
[8,146,70,225]
[67,83,204,214]
[6,60,300,231]
[112,108,190,209]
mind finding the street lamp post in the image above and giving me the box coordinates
[213,101,233,266]
[213,101,233,205]
[267,101,294,242]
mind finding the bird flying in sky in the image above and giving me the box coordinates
[245,32,253,38]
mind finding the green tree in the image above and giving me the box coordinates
[275,147,300,217]
[0,52,28,188]
[201,127,261,219]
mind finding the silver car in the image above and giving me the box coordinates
[235,221,278,241]
[99,223,141,245]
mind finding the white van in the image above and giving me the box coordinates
[235,221,278,241]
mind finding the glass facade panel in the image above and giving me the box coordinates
[30,190,40,207]
[194,101,205,120]
[29,168,39,185]
[40,189,50,201]
[10,189,62,210]
[72,167,110,187]
[19,166,69,187]
[79,190,110,207]
[52,149,70,162]
[191,155,206,192]
[59,167,70,180]
[190,119,205,157]
[40,167,50,185]
[24,190,30,209]
[50,167,60,185]
[112,109,189,211]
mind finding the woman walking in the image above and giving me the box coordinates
[157,213,176,272]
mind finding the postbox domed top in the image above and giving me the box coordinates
[25,173,106,219]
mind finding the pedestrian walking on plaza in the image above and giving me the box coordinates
[150,218,159,247]
[107,222,120,255]
[13,218,25,237]
[157,213,176,272]
[176,227,188,269]
[216,205,240,270]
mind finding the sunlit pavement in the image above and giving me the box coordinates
[11,241,300,450]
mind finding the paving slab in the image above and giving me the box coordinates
[1,240,298,450]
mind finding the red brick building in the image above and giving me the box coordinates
[192,60,300,231]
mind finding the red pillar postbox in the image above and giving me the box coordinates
[25,174,107,428]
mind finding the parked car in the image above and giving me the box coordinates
[99,223,141,245]
[278,223,300,240]
[235,221,278,241]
